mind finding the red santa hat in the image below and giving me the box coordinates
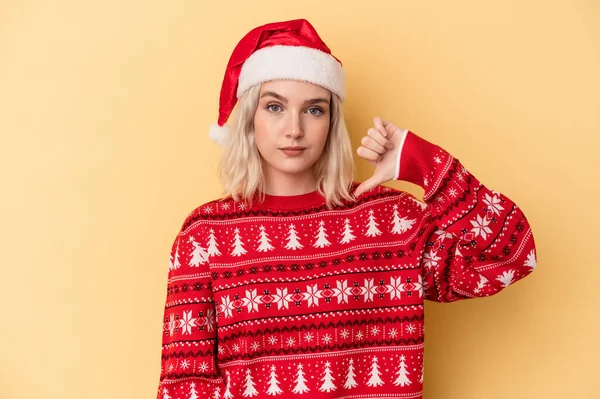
[209,18,346,146]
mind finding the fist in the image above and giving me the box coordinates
[354,117,407,198]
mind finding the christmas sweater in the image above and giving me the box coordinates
[156,130,537,399]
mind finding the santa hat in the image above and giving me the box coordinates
[209,18,346,146]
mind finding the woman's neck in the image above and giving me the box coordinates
[262,172,317,196]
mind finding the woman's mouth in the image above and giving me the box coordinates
[280,147,306,156]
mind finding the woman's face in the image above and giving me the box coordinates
[253,80,331,187]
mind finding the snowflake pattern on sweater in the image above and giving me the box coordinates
[156,131,537,399]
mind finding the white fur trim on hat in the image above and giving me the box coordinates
[209,122,231,147]
[237,45,345,100]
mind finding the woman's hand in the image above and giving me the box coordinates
[353,116,407,199]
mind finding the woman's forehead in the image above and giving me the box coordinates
[260,80,331,99]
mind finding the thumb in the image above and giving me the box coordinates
[353,175,382,199]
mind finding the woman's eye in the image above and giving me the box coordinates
[307,107,323,116]
[267,104,282,112]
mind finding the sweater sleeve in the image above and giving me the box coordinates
[394,130,537,302]
[156,215,225,399]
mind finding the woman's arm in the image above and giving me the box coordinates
[156,215,225,398]
[354,118,536,301]
[396,130,537,301]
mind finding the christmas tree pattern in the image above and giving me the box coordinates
[207,228,222,257]
[391,204,416,234]
[257,225,275,252]
[223,370,233,399]
[339,218,356,244]
[292,363,310,394]
[284,223,304,250]
[419,361,424,384]
[169,240,181,271]
[189,237,209,267]
[524,249,537,270]
[497,269,516,287]
[410,196,427,210]
[473,275,488,294]
[266,365,283,395]
[187,382,199,399]
[365,209,382,237]
[343,358,358,389]
[161,387,172,399]
[242,368,259,397]
[366,356,384,387]
[313,220,331,248]
[231,227,248,257]
[319,361,337,392]
[393,354,412,387]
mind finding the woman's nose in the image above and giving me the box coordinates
[287,113,303,138]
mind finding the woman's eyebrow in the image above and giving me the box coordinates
[260,91,330,105]
[304,98,330,105]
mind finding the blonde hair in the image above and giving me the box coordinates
[216,83,356,210]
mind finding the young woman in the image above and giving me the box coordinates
[156,19,537,399]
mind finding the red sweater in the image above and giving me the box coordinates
[156,131,537,399]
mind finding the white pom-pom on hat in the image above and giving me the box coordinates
[209,122,231,147]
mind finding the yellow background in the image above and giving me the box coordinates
[1,1,598,398]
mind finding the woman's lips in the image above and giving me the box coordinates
[280,149,306,156]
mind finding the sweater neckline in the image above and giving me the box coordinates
[251,189,326,211]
